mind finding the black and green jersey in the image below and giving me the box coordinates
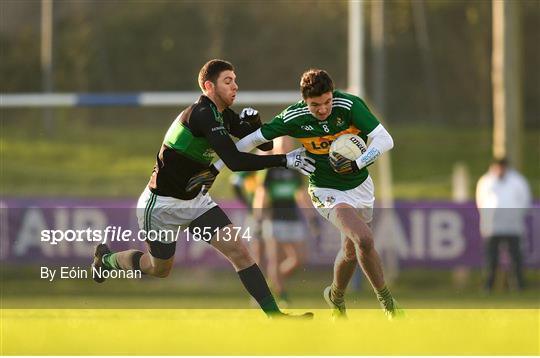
[263,167,303,221]
[231,171,260,208]
[149,95,274,200]
[260,90,380,191]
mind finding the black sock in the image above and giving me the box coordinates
[237,263,281,315]
[130,251,144,272]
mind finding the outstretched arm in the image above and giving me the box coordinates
[187,129,315,192]
[192,109,284,172]
[213,129,271,171]
[206,131,284,171]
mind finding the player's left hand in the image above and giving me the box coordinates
[329,152,359,174]
[240,107,261,127]
[285,147,316,176]
[186,165,219,195]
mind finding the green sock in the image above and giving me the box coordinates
[102,253,120,269]
[237,264,282,316]
[376,286,394,311]
[260,295,281,315]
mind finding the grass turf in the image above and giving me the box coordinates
[2,268,539,354]
[1,308,538,355]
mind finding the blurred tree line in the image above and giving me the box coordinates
[1,0,538,125]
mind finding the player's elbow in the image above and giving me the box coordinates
[382,129,394,151]
[387,135,394,151]
[376,125,394,152]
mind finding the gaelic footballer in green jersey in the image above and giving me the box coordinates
[210,69,403,320]
[211,92,393,191]
[260,90,387,190]
[92,59,314,319]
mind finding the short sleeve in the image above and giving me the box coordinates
[350,97,380,134]
[260,104,304,140]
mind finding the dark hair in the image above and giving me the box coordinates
[493,157,509,167]
[198,59,234,92]
[300,69,334,99]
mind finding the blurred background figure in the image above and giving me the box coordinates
[476,157,532,292]
[230,170,265,266]
[252,137,320,306]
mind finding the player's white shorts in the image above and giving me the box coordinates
[308,175,374,224]
[262,219,305,243]
[136,187,218,243]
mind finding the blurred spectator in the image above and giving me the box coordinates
[252,137,319,305]
[476,157,532,292]
[230,170,264,265]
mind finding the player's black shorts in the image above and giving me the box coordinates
[146,206,232,260]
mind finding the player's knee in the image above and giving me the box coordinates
[341,239,357,262]
[357,234,374,254]
[342,247,356,262]
[342,217,373,254]
[288,254,301,270]
[333,207,351,227]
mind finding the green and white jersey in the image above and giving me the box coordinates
[260,90,380,191]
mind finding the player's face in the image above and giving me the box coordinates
[491,163,507,179]
[305,92,333,121]
[213,70,238,108]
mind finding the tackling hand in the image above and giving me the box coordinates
[186,165,219,195]
[285,147,316,176]
[240,107,261,127]
[329,152,359,174]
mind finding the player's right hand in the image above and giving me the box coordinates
[186,165,219,195]
[285,147,316,176]
[239,107,261,127]
[329,152,359,174]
